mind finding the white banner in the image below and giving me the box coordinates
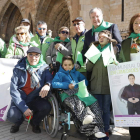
[0,58,18,121]
[108,61,140,127]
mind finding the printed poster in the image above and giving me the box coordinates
[107,61,140,127]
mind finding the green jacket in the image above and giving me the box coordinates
[86,58,110,95]
[71,33,86,72]
[0,38,7,58]
[31,34,53,62]
[118,38,132,62]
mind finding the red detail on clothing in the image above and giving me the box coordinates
[21,71,35,95]
[105,132,109,137]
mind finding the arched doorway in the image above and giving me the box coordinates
[36,0,70,37]
[0,3,23,43]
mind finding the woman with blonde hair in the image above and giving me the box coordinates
[5,26,33,59]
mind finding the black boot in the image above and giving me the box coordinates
[88,135,98,140]
[10,124,20,133]
[30,120,41,133]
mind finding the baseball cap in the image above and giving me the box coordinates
[72,17,85,23]
[21,19,31,25]
[27,47,41,54]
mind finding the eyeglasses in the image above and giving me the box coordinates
[16,32,25,36]
[38,28,46,30]
[61,31,69,34]
[73,22,82,26]
[28,54,40,58]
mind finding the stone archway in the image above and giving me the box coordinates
[35,0,70,37]
[0,2,23,43]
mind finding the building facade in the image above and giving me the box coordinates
[0,0,139,43]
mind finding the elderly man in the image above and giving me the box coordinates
[71,17,87,75]
[82,8,122,140]
[7,47,53,133]
[31,21,53,62]
[9,19,33,45]
[82,7,122,62]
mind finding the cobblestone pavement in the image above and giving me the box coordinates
[0,121,130,140]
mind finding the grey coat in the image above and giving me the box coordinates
[86,58,110,95]
[46,41,72,64]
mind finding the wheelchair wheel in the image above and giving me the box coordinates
[44,93,59,137]
[61,132,68,140]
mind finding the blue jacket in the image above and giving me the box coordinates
[52,65,88,89]
[10,57,53,113]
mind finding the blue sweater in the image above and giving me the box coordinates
[10,57,53,113]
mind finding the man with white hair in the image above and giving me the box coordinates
[82,7,122,61]
[82,8,122,140]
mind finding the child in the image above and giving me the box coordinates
[86,30,117,140]
[52,56,106,139]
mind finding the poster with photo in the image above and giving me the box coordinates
[0,58,18,121]
[107,60,140,127]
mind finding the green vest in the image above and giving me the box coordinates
[31,34,53,62]
[71,35,86,72]
[0,38,7,58]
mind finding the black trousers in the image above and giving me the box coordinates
[129,127,140,140]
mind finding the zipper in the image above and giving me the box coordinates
[69,71,74,82]
[73,38,78,62]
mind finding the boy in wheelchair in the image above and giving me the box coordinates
[52,56,106,139]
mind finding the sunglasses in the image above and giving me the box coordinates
[38,28,46,30]
[16,32,25,36]
[61,31,69,34]
[73,22,82,26]
[28,54,40,58]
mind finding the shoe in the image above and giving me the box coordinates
[10,124,20,133]
[30,120,41,133]
[98,136,109,140]
[95,132,106,138]
[83,115,93,125]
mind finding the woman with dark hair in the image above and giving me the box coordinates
[118,13,140,140]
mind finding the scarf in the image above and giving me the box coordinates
[26,54,46,88]
[128,32,140,39]
[53,36,70,43]
[92,20,113,36]
[19,41,30,47]
[97,43,110,52]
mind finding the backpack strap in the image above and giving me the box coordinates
[14,43,17,55]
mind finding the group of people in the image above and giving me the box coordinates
[0,7,139,140]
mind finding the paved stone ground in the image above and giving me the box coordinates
[0,121,130,140]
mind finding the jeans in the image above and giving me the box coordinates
[93,94,111,132]
[7,97,51,126]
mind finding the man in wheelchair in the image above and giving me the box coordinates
[52,56,106,139]
[7,47,53,133]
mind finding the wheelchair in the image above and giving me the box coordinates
[43,62,98,140]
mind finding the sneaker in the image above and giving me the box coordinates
[83,115,93,125]
[95,132,106,138]
[30,120,41,133]
[10,124,20,133]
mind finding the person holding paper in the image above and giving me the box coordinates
[7,47,53,133]
[52,56,106,139]
[46,26,72,71]
[71,17,87,74]
[121,74,140,115]
[118,13,140,140]
[86,30,117,140]
[82,7,122,62]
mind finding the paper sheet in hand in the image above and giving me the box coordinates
[84,44,101,63]
[102,47,113,66]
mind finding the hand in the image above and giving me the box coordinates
[69,84,75,89]
[134,98,139,103]
[39,85,50,98]
[128,97,138,103]
[74,63,81,70]
[113,60,119,65]
[24,109,33,116]
[55,43,62,50]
